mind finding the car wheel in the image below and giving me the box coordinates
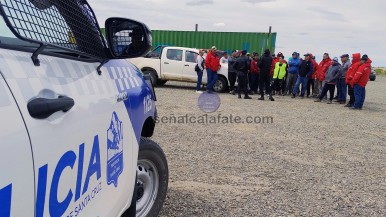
[143,70,158,86]
[135,138,168,217]
[213,76,228,92]
[370,78,375,81]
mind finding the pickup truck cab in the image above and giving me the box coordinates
[0,1,167,217]
[130,46,230,92]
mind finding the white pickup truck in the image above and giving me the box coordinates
[130,46,230,92]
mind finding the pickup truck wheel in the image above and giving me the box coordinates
[135,138,168,217]
[213,76,228,92]
[143,70,158,86]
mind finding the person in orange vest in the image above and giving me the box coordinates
[349,55,372,110]
[344,53,361,107]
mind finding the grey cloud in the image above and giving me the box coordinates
[242,0,275,3]
[308,7,348,22]
[186,0,214,6]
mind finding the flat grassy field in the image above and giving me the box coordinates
[375,67,386,75]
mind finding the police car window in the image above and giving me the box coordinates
[185,51,198,63]
[166,49,183,61]
[0,18,15,38]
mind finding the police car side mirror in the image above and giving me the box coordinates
[105,17,152,59]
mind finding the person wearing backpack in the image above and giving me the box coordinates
[195,49,205,93]
[235,50,252,99]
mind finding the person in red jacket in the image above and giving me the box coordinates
[205,46,220,92]
[307,54,318,97]
[270,53,280,78]
[344,53,361,107]
[315,53,332,97]
[349,55,372,110]
[249,54,260,94]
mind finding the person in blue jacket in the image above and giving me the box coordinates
[292,53,313,98]
[284,52,301,95]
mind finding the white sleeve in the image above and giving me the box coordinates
[197,56,204,71]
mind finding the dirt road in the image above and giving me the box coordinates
[155,77,386,217]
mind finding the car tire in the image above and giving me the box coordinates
[123,137,168,217]
[213,76,228,92]
[143,70,158,86]
[370,78,375,81]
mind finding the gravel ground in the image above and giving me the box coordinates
[153,77,386,217]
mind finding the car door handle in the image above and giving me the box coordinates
[164,62,169,64]
[184,64,190,66]
[27,96,75,119]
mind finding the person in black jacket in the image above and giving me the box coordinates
[235,50,252,99]
[258,49,274,101]
[292,54,313,98]
[228,51,237,94]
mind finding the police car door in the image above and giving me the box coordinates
[0,70,34,217]
[0,3,137,217]
[0,48,138,217]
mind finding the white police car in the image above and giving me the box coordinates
[0,0,168,216]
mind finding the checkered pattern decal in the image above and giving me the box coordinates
[0,49,141,104]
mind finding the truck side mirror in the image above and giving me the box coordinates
[105,17,152,59]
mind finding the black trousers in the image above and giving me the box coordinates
[271,78,283,92]
[307,78,315,96]
[237,74,248,96]
[228,71,237,91]
[319,83,335,100]
[347,84,355,104]
[259,73,271,96]
[281,76,287,93]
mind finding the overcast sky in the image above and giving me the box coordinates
[64,1,385,66]
[89,0,386,65]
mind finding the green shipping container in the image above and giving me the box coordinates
[152,30,276,56]
[101,29,276,55]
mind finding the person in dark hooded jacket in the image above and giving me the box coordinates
[235,50,252,99]
[292,53,313,98]
[315,57,341,104]
[258,49,274,101]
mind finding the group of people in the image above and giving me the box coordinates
[196,46,372,110]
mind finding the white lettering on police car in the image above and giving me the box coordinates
[35,136,101,217]
[107,112,124,187]
[115,92,128,103]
